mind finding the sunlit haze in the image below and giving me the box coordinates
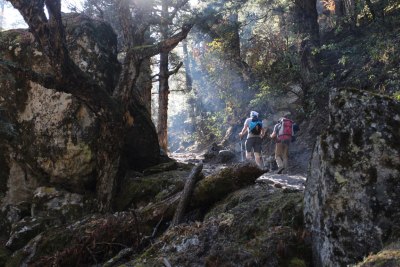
[1,0,82,29]
[1,0,199,30]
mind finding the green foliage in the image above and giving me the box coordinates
[393,91,400,101]
[288,257,307,267]
[250,82,273,108]
[338,55,349,66]
[195,111,226,142]
[169,0,400,148]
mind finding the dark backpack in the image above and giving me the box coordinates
[249,117,262,135]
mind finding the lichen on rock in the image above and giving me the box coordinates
[0,13,120,209]
[304,88,400,266]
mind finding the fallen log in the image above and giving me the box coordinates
[171,162,204,227]
[139,162,264,225]
[189,161,265,208]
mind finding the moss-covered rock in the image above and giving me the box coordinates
[114,168,190,211]
[0,13,121,208]
[190,161,265,209]
[142,161,179,175]
[304,88,400,266]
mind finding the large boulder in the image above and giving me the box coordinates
[0,14,119,207]
[304,88,400,266]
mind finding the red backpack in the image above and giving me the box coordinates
[278,118,293,141]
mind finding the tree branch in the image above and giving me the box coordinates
[169,0,190,21]
[150,62,183,81]
[132,23,193,60]
[171,162,203,226]
[168,62,183,76]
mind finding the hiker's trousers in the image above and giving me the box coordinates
[275,142,289,169]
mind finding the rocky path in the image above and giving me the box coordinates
[170,152,307,191]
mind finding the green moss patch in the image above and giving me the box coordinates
[114,169,189,211]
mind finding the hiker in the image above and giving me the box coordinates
[270,117,299,174]
[238,111,265,168]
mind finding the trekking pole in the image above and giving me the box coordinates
[268,139,274,170]
[260,149,266,168]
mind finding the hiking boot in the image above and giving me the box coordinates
[276,167,285,174]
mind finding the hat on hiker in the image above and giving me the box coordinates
[250,111,259,118]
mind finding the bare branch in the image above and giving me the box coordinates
[132,23,193,59]
[168,61,183,76]
[171,162,203,226]
[150,61,183,81]
[169,0,190,21]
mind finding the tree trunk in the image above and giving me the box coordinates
[183,40,196,131]
[158,51,170,152]
[334,0,345,19]
[294,0,320,44]
[137,58,153,114]
[293,0,319,80]
[157,0,171,152]
[182,40,196,133]
[182,40,193,93]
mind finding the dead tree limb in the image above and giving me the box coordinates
[171,162,204,226]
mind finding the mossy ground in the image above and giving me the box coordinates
[127,186,312,267]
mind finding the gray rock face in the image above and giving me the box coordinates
[0,14,119,207]
[304,88,400,266]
